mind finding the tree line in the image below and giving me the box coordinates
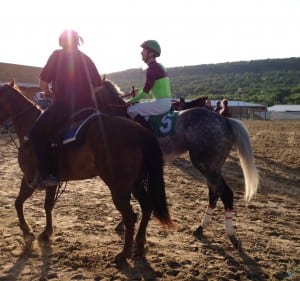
[107,57,300,105]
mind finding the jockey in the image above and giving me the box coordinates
[30,29,102,188]
[127,40,172,127]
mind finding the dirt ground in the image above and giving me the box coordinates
[0,120,299,281]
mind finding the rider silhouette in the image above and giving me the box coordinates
[30,29,102,188]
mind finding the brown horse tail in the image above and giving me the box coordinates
[142,130,173,227]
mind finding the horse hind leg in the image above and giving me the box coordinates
[193,185,219,238]
[132,182,152,257]
[219,177,241,248]
[201,173,240,248]
[111,189,136,261]
[189,151,239,247]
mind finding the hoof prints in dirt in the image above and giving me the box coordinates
[0,121,300,280]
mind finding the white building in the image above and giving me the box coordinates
[267,105,300,120]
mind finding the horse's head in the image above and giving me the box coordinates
[184,96,208,109]
[0,80,40,130]
[94,79,128,117]
[0,80,21,123]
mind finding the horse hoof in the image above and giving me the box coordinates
[229,235,241,249]
[193,226,203,238]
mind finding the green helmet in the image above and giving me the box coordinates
[141,40,161,57]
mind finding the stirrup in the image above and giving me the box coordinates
[40,175,59,187]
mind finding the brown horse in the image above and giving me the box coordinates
[0,81,172,260]
[95,79,259,248]
[171,96,208,111]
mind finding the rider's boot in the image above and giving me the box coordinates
[133,114,151,130]
[35,144,59,188]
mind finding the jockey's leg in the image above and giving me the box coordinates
[30,111,53,181]
[30,105,67,187]
[133,114,151,129]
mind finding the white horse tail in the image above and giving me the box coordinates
[228,118,259,201]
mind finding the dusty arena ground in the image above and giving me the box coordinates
[0,120,299,281]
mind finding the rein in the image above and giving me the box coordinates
[0,124,19,148]
[54,182,68,203]
[108,103,127,108]
[5,127,19,148]
[3,104,38,149]
[8,104,37,124]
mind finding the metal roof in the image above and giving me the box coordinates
[268,105,300,112]
[182,99,265,108]
[210,100,265,107]
[0,81,39,88]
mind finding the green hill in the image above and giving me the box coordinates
[107,57,300,105]
[1,57,300,106]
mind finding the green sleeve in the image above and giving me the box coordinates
[129,89,149,103]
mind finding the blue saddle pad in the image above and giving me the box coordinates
[148,111,179,137]
[62,113,100,144]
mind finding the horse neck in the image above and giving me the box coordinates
[10,99,40,145]
[99,86,128,117]
[192,97,206,108]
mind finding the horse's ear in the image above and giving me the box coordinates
[103,75,106,81]
[9,80,15,87]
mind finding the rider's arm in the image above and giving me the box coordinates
[39,79,53,98]
[128,67,155,103]
[129,89,149,103]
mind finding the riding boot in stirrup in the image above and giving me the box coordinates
[133,115,151,130]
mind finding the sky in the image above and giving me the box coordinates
[0,0,299,74]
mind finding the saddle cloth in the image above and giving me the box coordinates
[62,112,101,144]
[147,110,179,137]
[63,110,179,144]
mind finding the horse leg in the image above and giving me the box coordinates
[219,177,241,248]
[115,199,138,235]
[111,190,136,261]
[132,183,152,257]
[15,177,35,240]
[38,187,57,242]
[193,186,219,237]
[219,177,234,235]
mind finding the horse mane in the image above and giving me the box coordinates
[95,79,127,116]
[102,79,124,97]
[6,80,21,92]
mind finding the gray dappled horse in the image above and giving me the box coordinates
[95,79,259,247]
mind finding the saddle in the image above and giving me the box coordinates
[61,108,101,145]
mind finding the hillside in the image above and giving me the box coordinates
[1,57,300,105]
[107,57,300,105]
